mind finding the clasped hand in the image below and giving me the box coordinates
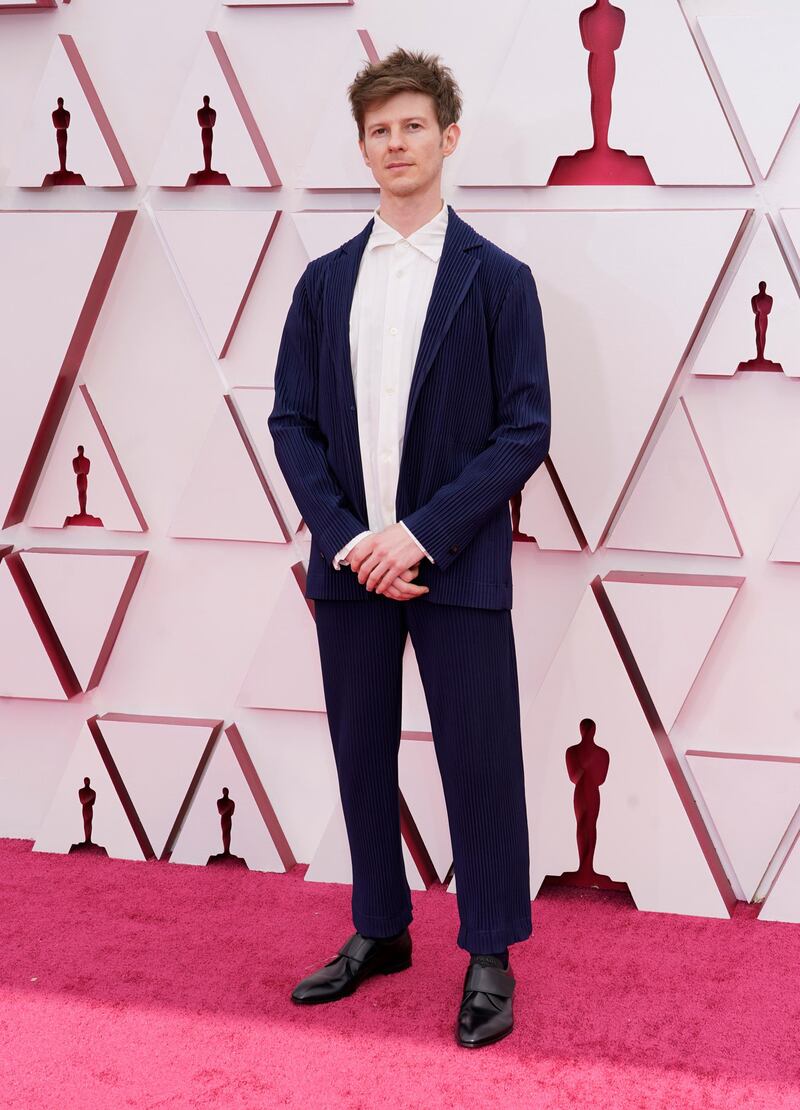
[342,522,430,601]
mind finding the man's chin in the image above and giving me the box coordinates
[379,176,418,194]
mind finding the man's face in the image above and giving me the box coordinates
[359,90,459,197]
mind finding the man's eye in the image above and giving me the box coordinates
[373,124,421,135]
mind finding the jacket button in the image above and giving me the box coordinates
[449,544,459,554]
[320,552,325,559]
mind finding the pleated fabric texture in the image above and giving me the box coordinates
[268,204,551,611]
[313,592,533,954]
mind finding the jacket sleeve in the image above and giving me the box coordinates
[400,263,551,572]
[267,266,369,565]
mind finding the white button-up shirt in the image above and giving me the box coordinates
[333,199,448,570]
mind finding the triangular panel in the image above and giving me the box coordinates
[687,750,800,901]
[168,397,285,542]
[153,210,280,357]
[0,211,128,528]
[20,549,146,691]
[8,33,133,187]
[692,219,800,377]
[467,209,746,550]
[684,377,800,559]
[293,210,371,262]
[97,715,220,859]
[149,31,279,188]
[27,384,146,532]
[770,488,800,564]
[519,464,582,551]
[760,830,800,923]
[698,15,800,179]
[231,386,301,535]
[607,400,741,557]
[523,586,729,917]
[459,0,749,186]
[169,729,286,871]
[0,556,66,700]
[238,570,325,711]
[298,30,381,189]
[604,573,742,732]
[33,721,144,860]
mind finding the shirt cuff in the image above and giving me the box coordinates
[333,529,372,570]
[399,520,435,564]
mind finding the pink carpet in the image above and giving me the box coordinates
[2,837,798,1108]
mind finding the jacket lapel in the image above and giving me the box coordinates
[401,206,483,446]
[327,215,374,519]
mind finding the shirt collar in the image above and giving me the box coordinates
[366,199,448,261]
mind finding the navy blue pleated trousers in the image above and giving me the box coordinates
[313,592,533,954]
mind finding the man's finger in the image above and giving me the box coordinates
[385,579,429,600]
[357,552,382,586]
[385,563,425,598]
[369,559,404,593]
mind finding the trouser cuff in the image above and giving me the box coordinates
[353,906,413,938]
[457,918,532,953]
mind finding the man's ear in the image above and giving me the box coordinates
[442,122,460,159]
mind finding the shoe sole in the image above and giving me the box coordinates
[456,1021,514,1048]
[290,956,412,1005]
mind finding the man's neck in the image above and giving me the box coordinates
[376,192,445,239]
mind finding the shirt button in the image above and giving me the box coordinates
[385,384,395,394]
[389,326,398,335]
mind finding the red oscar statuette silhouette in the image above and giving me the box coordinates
[186,95,230,186]
[510,491,525,539]
[736,280,783,373]
[548,0,654,185]
[546,718,628,892]
[207,787,246,866]
[69,776,108,855]
[42,96,85,187]
[510,489,544,546]
[64,444,103,526]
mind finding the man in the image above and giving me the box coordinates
[268,47,550,1048]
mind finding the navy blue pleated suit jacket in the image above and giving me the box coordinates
[268,204,551,610]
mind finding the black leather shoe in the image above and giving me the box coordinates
[456,955,515,1047]
[290,928,412,1004]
